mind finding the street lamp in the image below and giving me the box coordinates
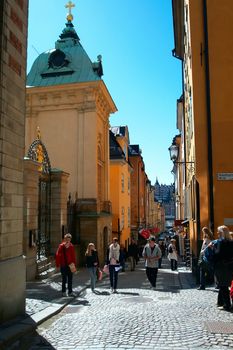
[168,143,195,171]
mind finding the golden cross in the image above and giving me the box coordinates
[65,1,75,16]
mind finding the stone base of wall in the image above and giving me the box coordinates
[0,256,26,324]
[25,255,37,281]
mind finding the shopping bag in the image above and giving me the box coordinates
[97,268,103,281]
[115,265,122,272]
[69,263,77,273]
[103,265,109,275]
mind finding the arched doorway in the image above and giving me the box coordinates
[27,130,51,260]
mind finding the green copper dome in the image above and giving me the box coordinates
[27,19,103,87]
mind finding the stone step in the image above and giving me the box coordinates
[36,267,56,280]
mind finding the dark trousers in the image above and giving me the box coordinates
[109,265,118,289]
[200,267,206,288]
[217,286,231,308]
[171,259,177,271]
[146,267,158,287]
[158,258,162,268]
[61,266,73,294]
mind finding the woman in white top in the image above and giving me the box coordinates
[197,227,213,290]
[168,239,178,271]
[108,237,120,293]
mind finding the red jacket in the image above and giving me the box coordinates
[230,280,233,300]
[56,242,76,268]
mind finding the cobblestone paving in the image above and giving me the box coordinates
[23,264,233,350]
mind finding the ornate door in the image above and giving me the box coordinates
[27,129,51,259]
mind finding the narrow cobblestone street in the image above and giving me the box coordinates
[8,259,233,350]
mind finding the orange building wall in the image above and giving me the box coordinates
[110,162,131,246]
[189,0,233,235]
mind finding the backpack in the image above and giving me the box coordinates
[168,245,173,253]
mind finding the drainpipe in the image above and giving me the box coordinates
[203,0,214,232]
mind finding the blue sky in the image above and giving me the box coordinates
[27,0,182,185]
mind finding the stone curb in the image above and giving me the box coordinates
[0,285,88,350]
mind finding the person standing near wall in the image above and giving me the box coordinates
[142,236,161,289]
[56,233,76,297]
[128,239,139,271]
[197,227,213,290]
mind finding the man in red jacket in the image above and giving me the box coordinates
[56,233,76,297]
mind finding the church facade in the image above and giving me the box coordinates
[25,5,117,267]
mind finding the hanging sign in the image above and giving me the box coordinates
[217,173,233,180]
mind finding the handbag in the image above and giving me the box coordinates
[103,265,109,275]
[69,262,77,273]
[96,268,103,281]
[63,245,76,273]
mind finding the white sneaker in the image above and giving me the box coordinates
[62,292,67,297]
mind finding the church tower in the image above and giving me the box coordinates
[26,2,117,262]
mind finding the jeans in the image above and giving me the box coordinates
[109,265,119,290]
[61,266,73,294]
[146,267,158,287]
[129,256,136,271]
[171,259,177,271]
[88,267,97,290]
[200,266,206,288]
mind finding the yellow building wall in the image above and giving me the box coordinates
[26,81,116,203]
[188,0,233,236]
[110,162,131,247]
[207,1,233,232]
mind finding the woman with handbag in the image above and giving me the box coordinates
[55,233,76,297]
[167,239,178,271]
[108,237,120,293]
[85,243,99,292]
[197,227,213,290]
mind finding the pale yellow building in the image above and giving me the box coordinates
[26,7,117,263]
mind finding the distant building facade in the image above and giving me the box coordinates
[154,180,175,230]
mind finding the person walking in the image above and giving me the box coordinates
[197,227,213,290]
[119,244,127,272]
[85,243,99,292]
[168,239,178,271]
[207,225,233,311]
[158,241,165,268]
[108,237,120,293]
[55,233,76,297]
[128,239,139,271]
[142,236,161,289]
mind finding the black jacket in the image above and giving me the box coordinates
[86,250,99,268]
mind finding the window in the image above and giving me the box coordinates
[128,177,130,194]
[121,207,125,229]
[121,173,125,193]
[128,207,130,227]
